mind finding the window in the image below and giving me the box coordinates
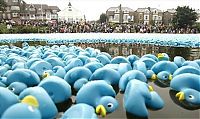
[68,9,72,11]
[11,6,20,11]
[154,10,157,14]
[114,14,119,20]
[154,16,157,20]
[139,15,142,20]
[12,0,18,2]
[12,13,18,17]
[145,16,148,20]
[7,14,11,19]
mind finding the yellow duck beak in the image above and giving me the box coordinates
[157,53,164,59]
[168,74,173,81]
[151,74,157,81]
[96,105,106,117]
[176,92,185,101]
[42,72,50,79]
[21,95,39,108]
[148,85,154,92]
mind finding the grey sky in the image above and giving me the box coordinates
[24,0,200,20]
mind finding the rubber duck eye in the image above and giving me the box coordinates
[188,95,194,99]
[107,103,113,108]
[163,75,168,79]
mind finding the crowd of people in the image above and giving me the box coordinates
[57,21,199,34]
[2,20,199,34]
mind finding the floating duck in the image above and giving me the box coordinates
[119,70,147,92]
[157,53,169,61]
[51,66,66,79]
[61,103,97,119]
[141,54,158,62]
[29,60,53,77]
[132,60,147,76]
[26,58,42,68]
[170,73,200,106]
[0,81,6,87]
[19,87,58,119]
[96,54,111,65]
[6,69,40,86]
[77,55,91,65]
[173,56,186,68]
[0,64,10,76]
[173,66,200,77]
[38,76,71,103]
[1,95,41,119]
[151,61,178,82]
[100,52,112,60]
[124,80,164,117]
[64,58,83,72]
[64,67,92,91]
[89,67,121,85]
[194,59,200,67]
[111,56,130,64]
[139,57,157,70]
[45,57,65,67]
[182,61,200,69]
[76,80,118,117]
[84,62,104,73]
[7,82,27,95]
[0,87,19,116]
[126,55,139,66]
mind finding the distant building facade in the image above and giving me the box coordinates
[0,0,60,24]
[195,9,200,23]
[106,4,134,23]
[58,2,85,23]
[135,7,163,25]
[163,9,176,26]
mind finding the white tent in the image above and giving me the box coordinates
[58,2,85,23]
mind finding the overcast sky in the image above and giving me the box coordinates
[24,0,200,20]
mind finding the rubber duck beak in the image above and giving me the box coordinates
[168,74,173,81]
[42,72,50,79]
[157,53,164,59]
[176,92,185,101]
[151,74,157,81]
[96,105,107,117]
[21,95,39,108]
[148,85,154,92]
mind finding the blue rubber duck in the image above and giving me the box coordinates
[76,80,118,117]
[64,58,83,72]
[170,73,200,105]
[61,103,98,119]
[151,61,178,82]
[29,60,53,77]
[19,87,58,119]
[124,80,164,117]
[157,53,169,61]
[64,67,92,91]
[96,54,111,65]
[89,67,121,85]
[111,56,130,64]
[1,95,41,119]
[132,60,147,76]
[7,82,27,95]
[6,69,40,87]
[195,59,200,67]
[104,63,132,76]
[0,87,19,116]
[84,62,104,73]
[45,66,66,79]
[38,76,71,103]
[119,70,147,92]
[45,57,65,67]
[182,61,200,69]
[173,56,186,68]
[141,54,158,62]
[127,54,140,66]
[173,66,200,77]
